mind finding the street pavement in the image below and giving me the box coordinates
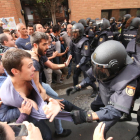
[46,73,139,140]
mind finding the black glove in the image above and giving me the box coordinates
[71,110,93,125]
[66,86,80,96]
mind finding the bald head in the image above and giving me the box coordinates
[67,24,72,34]
[16,23,28,37]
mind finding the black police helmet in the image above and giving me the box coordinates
[90,19,96,24]
[129,17,140,30]
[92,23,99,31]
[78,19,87,27]
[95,18,100,20]
[72,23,84,37]
[100,19,110,30]
[110,17,115,22]
[91,40,133,81]
[124,14,131,22]
[71,21,77,25]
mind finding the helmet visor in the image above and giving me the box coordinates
[91,62,111,81]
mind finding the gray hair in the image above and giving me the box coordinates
[16,23,25,31]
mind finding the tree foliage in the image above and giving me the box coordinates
[36,0,58,25]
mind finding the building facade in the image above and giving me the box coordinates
[68,0,140,22]
[0,0,25,24]
[0,0,140,28]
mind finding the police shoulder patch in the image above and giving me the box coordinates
[99,38,103,42]
[125,85,136,96]
[95,35,98,38]
[84,45,88,50]
[90,29,93,31]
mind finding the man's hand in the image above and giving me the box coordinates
[18,100,32,115]
[64,55,72,66]
[55,99,65,110]
[65,47,69,53]
[52,51,58,58]
[22,121,43,140]
[43,98,61,122]
[76,65,80,68]
[93,122,113,140]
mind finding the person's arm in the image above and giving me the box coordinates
[56,47,69,57]
[47,51,58,60]
[93,122,113,140]
[44,55,72,70]
[16,100,32,123]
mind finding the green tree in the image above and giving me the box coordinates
[36,0,58,25]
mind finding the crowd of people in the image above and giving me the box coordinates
[0,14,140,140]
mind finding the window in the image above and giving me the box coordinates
[101,10,112,20]
[137,9,140,16]
[120,9,130,19]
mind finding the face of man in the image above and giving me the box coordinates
[36,24,44,32]
[18,24,28,36]
[37,39,49,56]
[67,24,72,34]
[27,27,34,35]
[72,31,79,39]
[110,19,113,24]
[15,58,35,81]
[4,34,15,47]
[46,33,52,43]
[0,60,4,76]
[0,122,15,140]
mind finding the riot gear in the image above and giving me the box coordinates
[123,14,131,23]
[71,21,77,25]
[89,19,96,27]
[129,17,140,30]
[86,18,91,25]
[91,40,133,81]
[110,17,115,23]
[72,23,84,40]
[100,19,110,31]
[78,19,87,27]
[136,25,140,45]
[92,23,99,32]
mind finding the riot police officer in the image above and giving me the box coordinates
[78,19,94,44]
[110,17,117,32]
[89,19,96,27]
[86,17,91,26]
[71,21,77,26]
[70,40,140,136]
[126,27,140,140]
[90,19,113,50]
[120,17,140,47]
[70,23,91,86]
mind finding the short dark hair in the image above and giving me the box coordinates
[27,24,33,28]
[2,48,31,76]
[0,124,7,140]
[30,31,49,46]
[0,33,8,45]
[52,25,61,33]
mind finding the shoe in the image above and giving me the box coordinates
[119,113,132,122]
[131,134,140,140]
[66,74,71,79]
[57,81,63,84]
[90,93,96,98]
[54,129,72,137]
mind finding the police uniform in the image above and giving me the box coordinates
[70,36,91,86]
[121,29,137,48]
[86,62,140,134]
[126,38,140,138]
[97,30,114,46]
[110,22,117,32]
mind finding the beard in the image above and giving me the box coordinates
[38,47,45,56]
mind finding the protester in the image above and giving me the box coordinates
[15,23,32,50]
[27,24,34,36]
